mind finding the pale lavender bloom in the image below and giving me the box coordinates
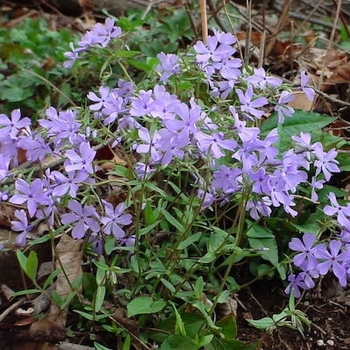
[212,165,242,193]
[292,132,314,160]
[18,130,52,162]
[61,200,100,239]
[212,28,237,45]
[156,53,181,83]
[300,71,316,102]
[230,107,260,142]
[78,18,121,49]
[197,188,215,210]
[151,86,181,120]
[309,176,325,202]
[10,179,51,218]
[50,170,89,198]
[246,68,282,89]
[0,154,10,181]
[87,86,111,111]
[156,128,187,165]
[39,107,83,150]
[219,58,242,80]
[135,127,162,164]
[314,240,350,286]
[100,201,132,239]
[0,109,31,141]
[274,91,295,123]
[134,162,155,179]
[323,192,350,228]
[313,143,340,181]
[289,233,318,269]
[196,131,237,158]
[11,209,33,246]
[236,85,268,119]
[64,142,96,174]
[63,43,85,68]
[249,168,270,194]
[194,35,234,63]
[246,197,272,219]
[284,273,310,298]
[130,90,154,117]
[101,93,125,125]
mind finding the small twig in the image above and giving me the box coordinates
[0,299,25,322]
[199,0,208,44]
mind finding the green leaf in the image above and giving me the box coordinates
[16,250,38,282]
[94,286,106,312]
[94,342,112,350]
[127,297,166,317]
[246,224,278,266]
[160,208,185,232]
[216,314,237,340]
[261,111,335,151]
[160,335,198,350]
[246,317,275,330]
[177,232,202,250]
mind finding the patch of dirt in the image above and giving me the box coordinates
[236,278,350,350]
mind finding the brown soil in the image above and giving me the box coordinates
[236,278,350,350]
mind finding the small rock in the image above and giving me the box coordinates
[317,339,324,346]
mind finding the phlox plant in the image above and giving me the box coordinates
[1,16,349,348]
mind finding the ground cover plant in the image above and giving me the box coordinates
[1,4,350,350]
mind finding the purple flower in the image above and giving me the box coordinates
[0,154,10,181]
[313,143,340,181]
[195,131,237,158]
[289,233,318,269]
[323,192,350,228]
[274,91,295,123]
[87,86,111,111]
[314,240,350,286]
[236,85,268,119]
[50,170,89,198]
[284,273,310,298]
[100,201,132,239]
[212,165,242,193]
[194,35,234,63]
[63,43,85,68]
[130,90,154,117]
[64,142,96,175]
[10,178,51,217]
[61,200,100,239]
[11,209,33,246]
[246,197,272,219]
[18,130,52,162]
[246,67,282,89]
[135,127,162,164]
[0,109,31,142]
[156,53,181,84]
[300,71,316,102]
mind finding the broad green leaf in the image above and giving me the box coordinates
[160,335,198,350]
[261,110,335,135]
[216,314,238,340]
[207,338,261,350]
[246,224,278,266]
[16,250,38,281]
[127,296,166,317]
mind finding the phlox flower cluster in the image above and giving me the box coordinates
[0,104,132,247]
[286,192,350,297]
[63,18,122,68]
[1,18,345,297]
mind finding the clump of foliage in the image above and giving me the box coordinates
[1,10,350,350]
